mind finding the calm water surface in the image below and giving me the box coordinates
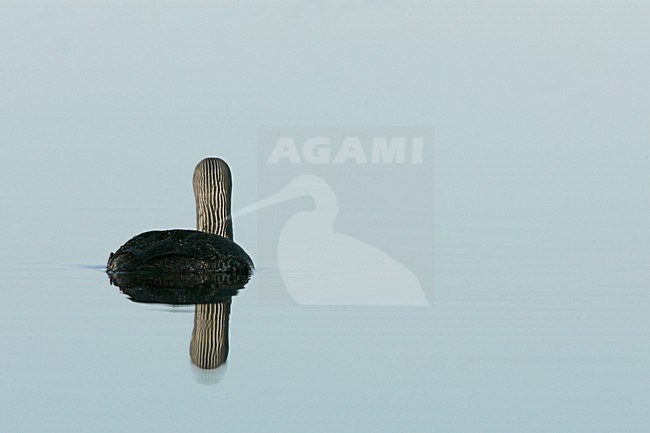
[1,229,648,432]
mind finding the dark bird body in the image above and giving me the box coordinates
[107,229,253,275]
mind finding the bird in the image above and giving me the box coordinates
[107,157,246,380]
[232,175,429,306]
[107,158,253,277]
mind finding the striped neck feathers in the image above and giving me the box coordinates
[193,158,234,240]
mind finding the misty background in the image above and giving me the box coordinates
[1,2,649,432]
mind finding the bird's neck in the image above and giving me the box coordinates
[192,157,234,240]
[196,199,233,240]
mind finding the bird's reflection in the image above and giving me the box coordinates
[108,272,248,304]
[190,302,231,369]
[108,272,250,383]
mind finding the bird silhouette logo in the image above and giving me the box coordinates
[234,175,429,306]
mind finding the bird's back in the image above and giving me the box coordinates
[107,229,253,275]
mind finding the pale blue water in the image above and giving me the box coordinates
[2,226,648,433]
[1,2,649,432]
